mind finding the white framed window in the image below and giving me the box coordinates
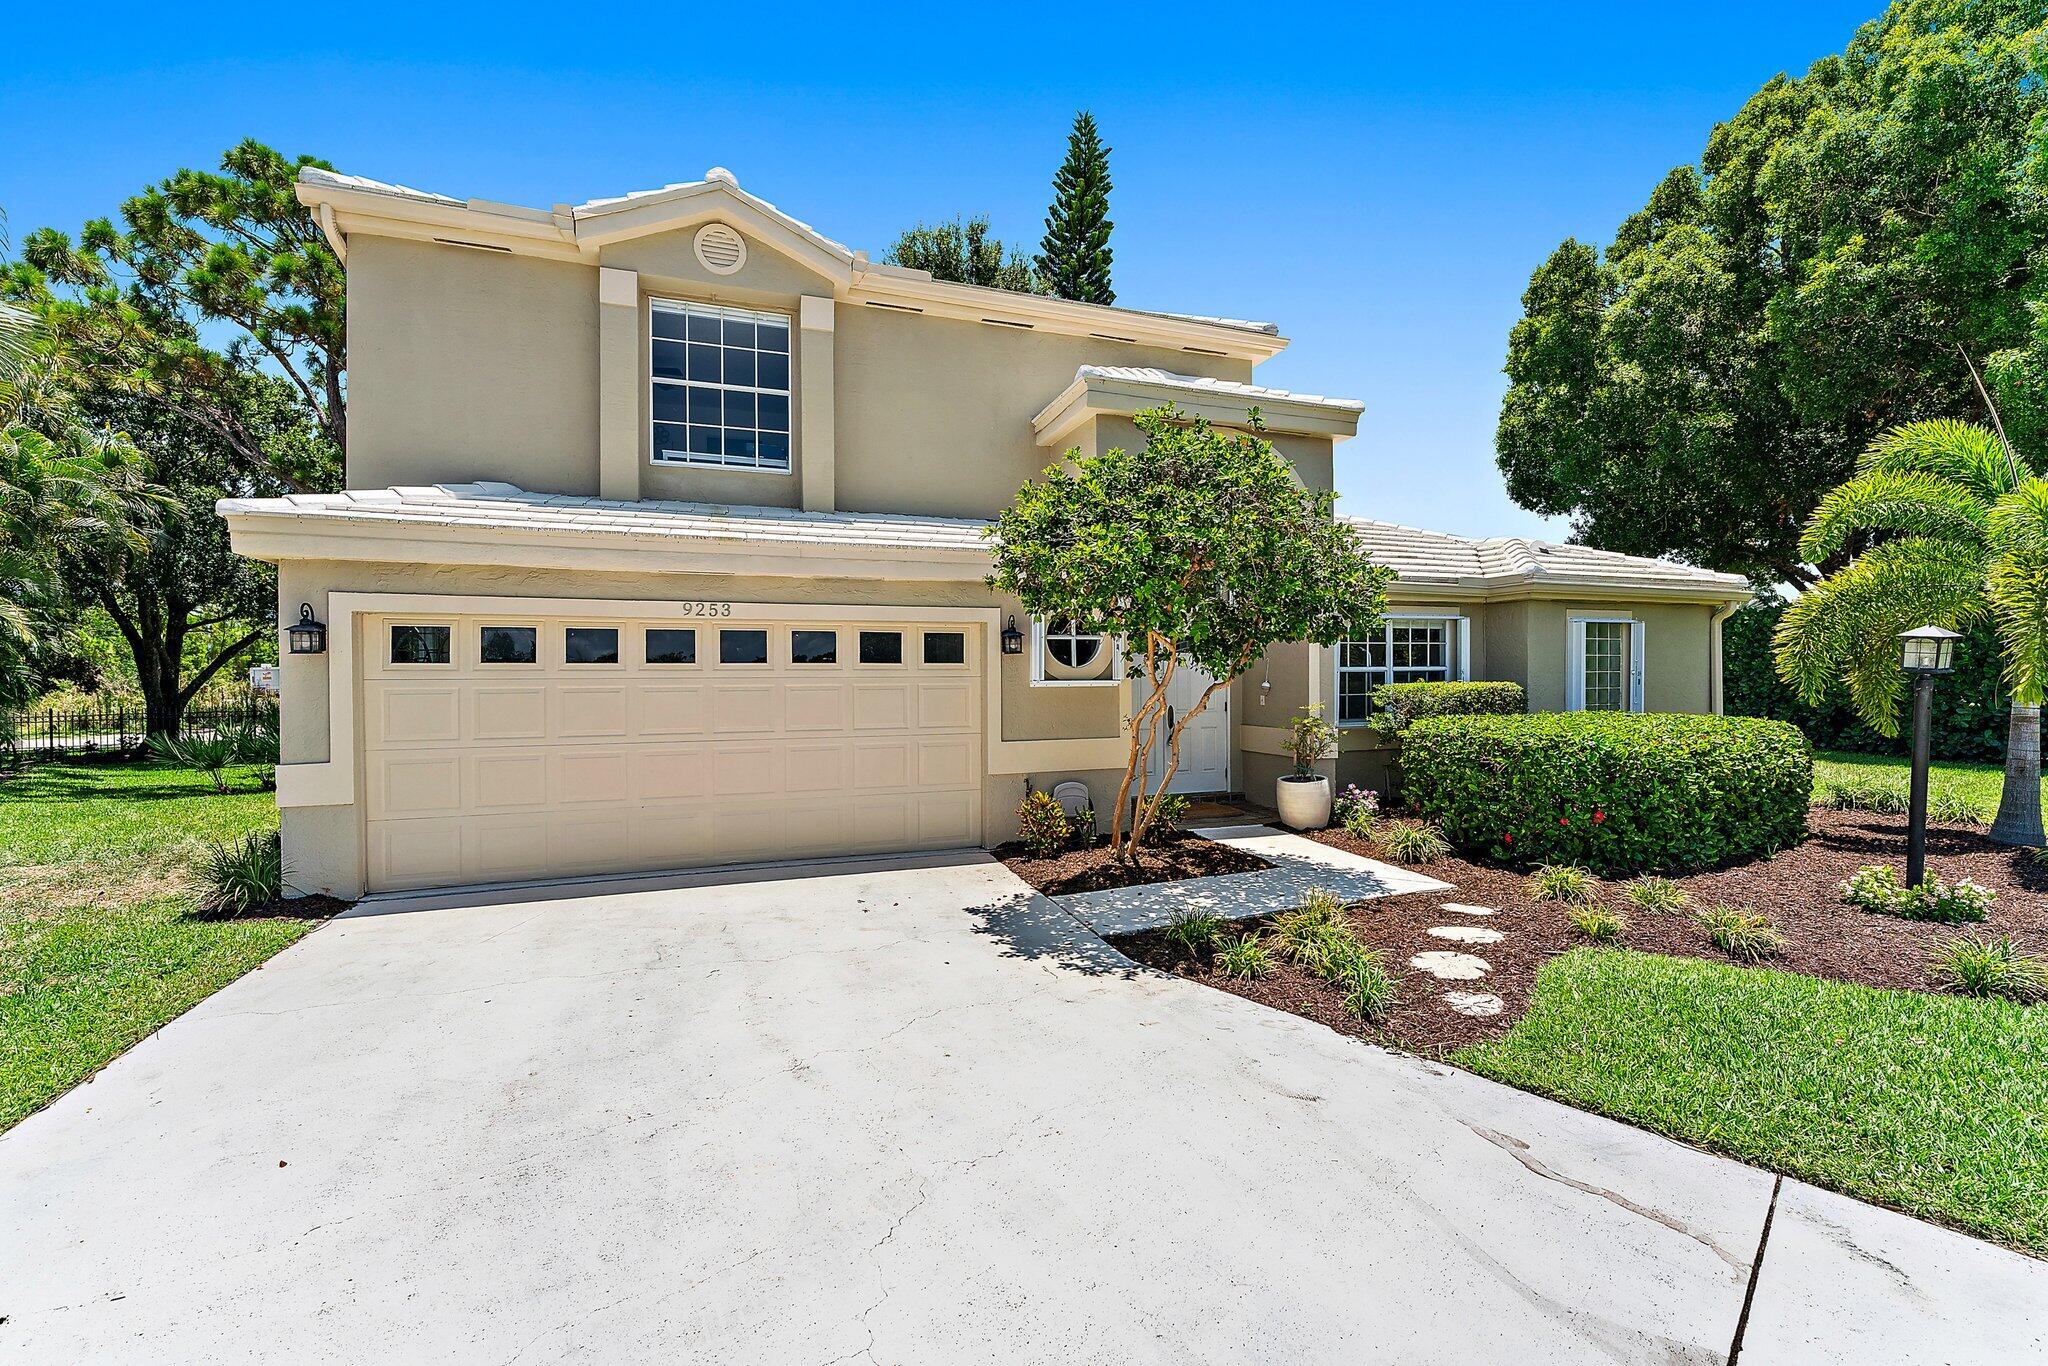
[649,299,792,473]
[1336,615,1468,725]
[1031,618,1117,686]
[1567,616,1644,712]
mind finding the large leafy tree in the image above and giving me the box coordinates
[885,216,1041,293]
[1499,0,2048,588]
[1036,111,1115,306]
[989,406,1392,858]
[50,384,296,738]
[1776,419,2048,845]
[0,140,342,733]
[8,139,344,491]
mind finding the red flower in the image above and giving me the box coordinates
[1592,809,1607,825]
[1503,833,1514,845]
[1559,817,1570,827]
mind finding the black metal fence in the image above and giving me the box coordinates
[2,696,278,760]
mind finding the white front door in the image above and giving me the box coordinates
[1144,662,1231,795]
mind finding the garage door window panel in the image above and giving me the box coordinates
[923,631,966,666]
[389,624,452,666]
[720,629,769,665]
[565,627,620,665]
[480,626,538,665]
[859,631,904,666]
[646,628,697,665]
[791,629,838,665]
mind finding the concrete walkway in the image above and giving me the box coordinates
[2,854,2042,1363]
[1056,823,1452,935]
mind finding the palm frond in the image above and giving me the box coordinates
[1799,468,1988,563]
[1775,537,1985,734]
[1986,479,2048,707]
[1859,420,2026,499]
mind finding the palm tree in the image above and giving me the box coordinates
[1776,419,2047,846]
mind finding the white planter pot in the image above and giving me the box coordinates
[1276,773,1332,830]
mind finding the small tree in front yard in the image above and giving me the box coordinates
[989,405,1392,860]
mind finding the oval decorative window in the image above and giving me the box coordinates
[694,222,747,275]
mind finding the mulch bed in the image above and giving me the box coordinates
[1113,808,2048,1056]
[995,829,1270,896]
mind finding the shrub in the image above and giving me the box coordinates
[1164,908,1223,956]
[1400,713,1811,874]
[1377,820,1450,863]
[1370,680,1525,735]
[1815,775,1908,814]
[1908,877,1997,925]
[1143,792,1190,844]
[1842,866,1994,923]
[1697,905,1783,962]
[1274,892,1350,971]
[1570,905,1627,941]
[1841,864,1907,914]
[193,831,286,918]
[1017,789,1073,858]
[1216,933,1274,979]
[1333,783,1380,830]
[1930,788,1986,826]
[1528,864,1600,905]
[148,732,243,793]
[1070,806,1097,847]
[1623,876,1690,916]
[1338,951,1399,1021]
[1929,936,2048,1002]
[1285,705,1339,774]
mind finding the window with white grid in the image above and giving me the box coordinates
[650,300,791,472]
[1337,618,1456,725]
[1581,620,1628,711]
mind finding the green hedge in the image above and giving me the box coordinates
[1400,712,1811,873]
[1370,680,1525,735]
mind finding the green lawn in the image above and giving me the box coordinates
[1812,748,2022,821]
[1457,949,2048,1255]
[0,760,318,1131]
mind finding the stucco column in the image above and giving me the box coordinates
[598,267,640,502]
[798,295,836,512]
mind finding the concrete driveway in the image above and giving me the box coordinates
[3,855,2042,1364]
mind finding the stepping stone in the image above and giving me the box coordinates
[1441,903,1498,917]
[1443,991,1504,1017]
[1427,925,1504,945]
[1409,951,1490,981]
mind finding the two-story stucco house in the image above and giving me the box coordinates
[222,166,1748,899]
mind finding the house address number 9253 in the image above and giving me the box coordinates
[676,602,733,617]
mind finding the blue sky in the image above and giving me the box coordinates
[2,1,1881,539]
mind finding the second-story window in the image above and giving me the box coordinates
[650,299,792,474]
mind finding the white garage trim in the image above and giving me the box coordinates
[277,592,1125,815]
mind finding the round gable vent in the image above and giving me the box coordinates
[694,222,747,276]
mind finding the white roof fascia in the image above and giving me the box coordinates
[297,167,1287,360]
[1031,368,1362,447]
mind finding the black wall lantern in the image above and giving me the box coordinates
[287,603,327,655]
[1001,615,1025,656]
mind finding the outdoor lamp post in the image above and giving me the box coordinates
[1898,625,1961,888]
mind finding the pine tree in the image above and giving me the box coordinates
[1036,112,1114,305]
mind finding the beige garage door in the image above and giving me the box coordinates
[360,612,984,892]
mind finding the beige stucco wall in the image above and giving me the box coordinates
[1086,415,1335,494]
[831,307,1252,520]
[343,219,1263,520]
[347,237,600,494]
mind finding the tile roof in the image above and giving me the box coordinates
[218,483,993,553]
[1075,366,1362,411]
[1345,518,1748,595]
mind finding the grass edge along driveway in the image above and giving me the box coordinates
[0,761,319,1132]
[1456,948,2048,1257]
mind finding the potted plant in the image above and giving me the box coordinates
[1277,705,1338,829]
